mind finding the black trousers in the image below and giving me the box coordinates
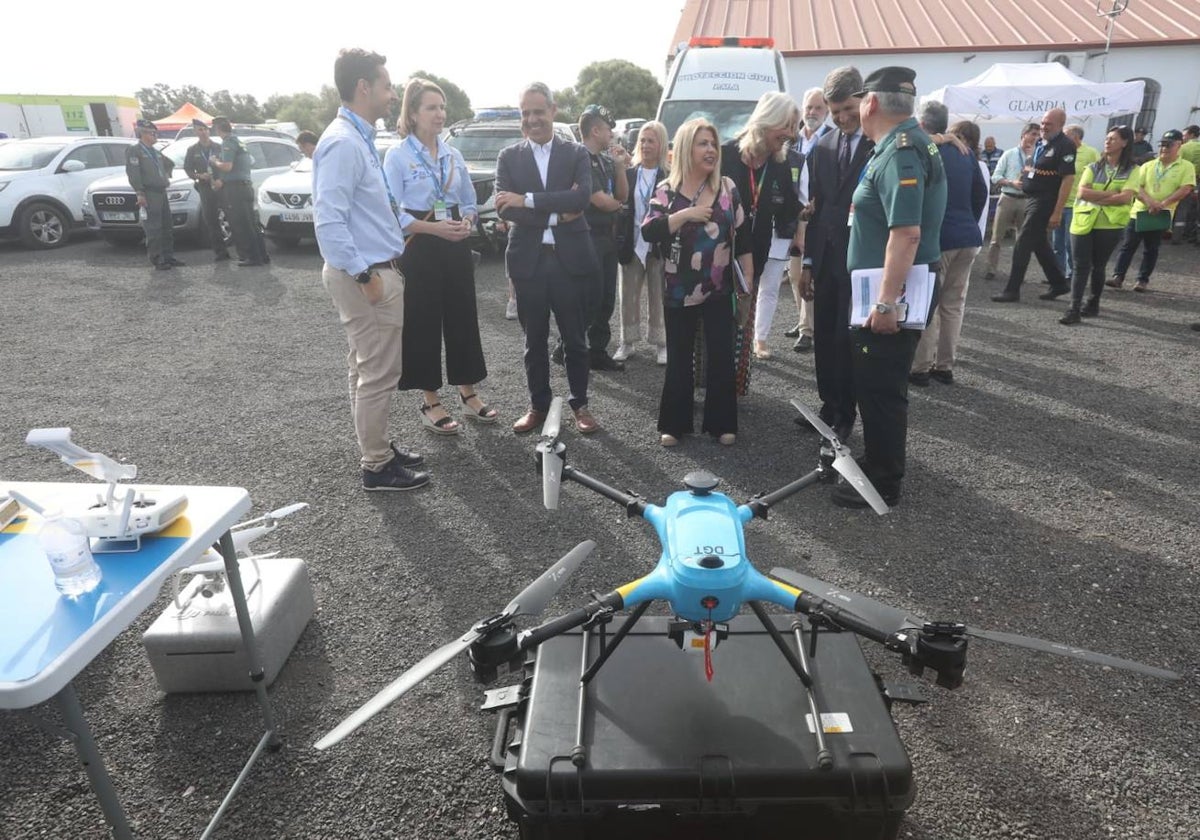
[1068,228,1123,310]
[197,185,228,256]
[398,233,487,392]
[1112,220,1164,284]
[224,181,267,263]
[812,258,856,428]
[515,248,590,411]
[851,326,921,495]
[659,294,736,437]
[1004,194,1068,294]
[586,233,618,358]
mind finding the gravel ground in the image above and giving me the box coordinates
[1,230,1197,840]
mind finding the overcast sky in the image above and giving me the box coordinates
[4,2,687,108]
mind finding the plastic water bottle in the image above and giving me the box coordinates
[39,509,102,596]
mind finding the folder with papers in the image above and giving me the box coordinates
[849,265,934,329]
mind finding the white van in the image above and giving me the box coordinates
[656,37,788,144]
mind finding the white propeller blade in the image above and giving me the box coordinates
[541,398,563,442]
[541,445,563,510]
[789,399,839,443]
[831,453,890,515]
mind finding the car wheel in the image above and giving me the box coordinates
[18,202,71,249]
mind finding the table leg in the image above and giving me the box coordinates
[55,682,134,840]
[217,529,279,744]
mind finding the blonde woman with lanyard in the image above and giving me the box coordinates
[614,120,670,365]
[1059,126,1140,324]
[384,78,496,435]
[642,119,753,446]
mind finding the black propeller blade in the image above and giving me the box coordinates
[770,567,1180,682]
[315,540,596,750]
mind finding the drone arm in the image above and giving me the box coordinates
[561,465,647,518]
[517,590,625,652]
[743,467,825,520]
[25,428,138,483]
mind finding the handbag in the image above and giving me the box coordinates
[1134,208,1171,233]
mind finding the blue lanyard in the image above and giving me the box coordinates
[339,107,399,218]
[408,135,448,200]
[1032,140,1045,166]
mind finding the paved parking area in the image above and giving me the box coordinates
[1,231,1197,839]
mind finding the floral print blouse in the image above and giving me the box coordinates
[641,176,752,308]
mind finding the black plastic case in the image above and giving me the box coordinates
[496,614,915,839]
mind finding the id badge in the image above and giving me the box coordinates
[434,199,448,221]
[670,238,682,266]
[846,203,855,227]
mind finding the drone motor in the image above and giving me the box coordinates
[903,622,969,690]
[469,624,523,685]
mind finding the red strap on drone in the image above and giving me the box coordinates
[704,622,714,682]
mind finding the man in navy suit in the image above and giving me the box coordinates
[798,66,875,443]
[495,82,600,434]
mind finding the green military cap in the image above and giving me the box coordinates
[135,119,158,132]
[854,66,918,97]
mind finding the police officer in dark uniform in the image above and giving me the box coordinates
[991,107,1075,302]
[839,66,947,509]
[209,116,269,266]
[126,119,182,270]
[182,118,230,261]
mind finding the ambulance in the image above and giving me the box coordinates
[655,37,788,144]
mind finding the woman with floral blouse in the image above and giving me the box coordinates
[641,119,754,447]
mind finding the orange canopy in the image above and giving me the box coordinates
[152,102,215,131]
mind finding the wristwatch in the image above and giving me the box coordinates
[873,302,898,314]
[355,269,374,284]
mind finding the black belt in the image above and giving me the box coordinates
[1001,191,1026,198]
[226,179,251,185]
[370,257,403,272]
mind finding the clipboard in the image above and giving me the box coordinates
[849,265,933,330]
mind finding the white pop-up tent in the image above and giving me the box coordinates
[924,62,1145,122]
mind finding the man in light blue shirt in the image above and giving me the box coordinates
[313,47,429,492]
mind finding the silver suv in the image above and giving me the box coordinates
[84,133,303,246]
[0,136,134,249]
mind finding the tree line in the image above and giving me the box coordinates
[137,60,663,133]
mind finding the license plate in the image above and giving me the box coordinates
[281,211,312,223]
[100,211,136,222]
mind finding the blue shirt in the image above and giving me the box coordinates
[383,134,476,232]
[313,107,406,275]
[937,143,986,251]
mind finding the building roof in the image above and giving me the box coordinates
[673,0,1200,56]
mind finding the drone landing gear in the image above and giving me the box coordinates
[747,601,834,771]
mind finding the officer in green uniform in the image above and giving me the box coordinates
[182,118,230,261]
[837,66,947,509]
[209,116,269,266]
[126,119,181,270]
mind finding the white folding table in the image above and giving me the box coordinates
[0,481,279,839]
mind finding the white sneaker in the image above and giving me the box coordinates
[505,298,518,320]
[656,346,668,365]
[612,343,633,361]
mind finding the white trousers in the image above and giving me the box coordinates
[618,252,666,348]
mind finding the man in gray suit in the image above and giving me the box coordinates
[126,119,181,270]
[495,82,600,435]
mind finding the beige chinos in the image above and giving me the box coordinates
[618,252,666,349]
[985,193,1027,271]
[322,264,405,470]
[913,246,979,374]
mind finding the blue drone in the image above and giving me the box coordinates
[316,398,1179,763]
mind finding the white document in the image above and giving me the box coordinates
[849,264,934,330]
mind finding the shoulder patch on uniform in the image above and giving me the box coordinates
[1063,154,1075,163]
[895,132,912,149]
[899,178,918,187]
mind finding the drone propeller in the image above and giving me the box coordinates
[537,398,565,510]
[314,540,596,750]
[769,568,1180,681]
[789,400,889,515]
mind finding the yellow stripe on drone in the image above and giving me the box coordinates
[773,580,802,598]
[617,575,650,599]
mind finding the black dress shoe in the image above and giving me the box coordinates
[167,257,186,266]
[830,421,853,444]
[1060,309,1081,325]
[930,369,954,384]
[832,479,899,509]
[590,354,625,372]
[238,259,265,267]
[214,252,231,261]
[784,324,802,338]
[908,371,931,387]
[1038,285,1070,300]
[792,334,813,352]
[1080,299,1100,317]
[155,262,174,271]
[991,291,1020,303]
